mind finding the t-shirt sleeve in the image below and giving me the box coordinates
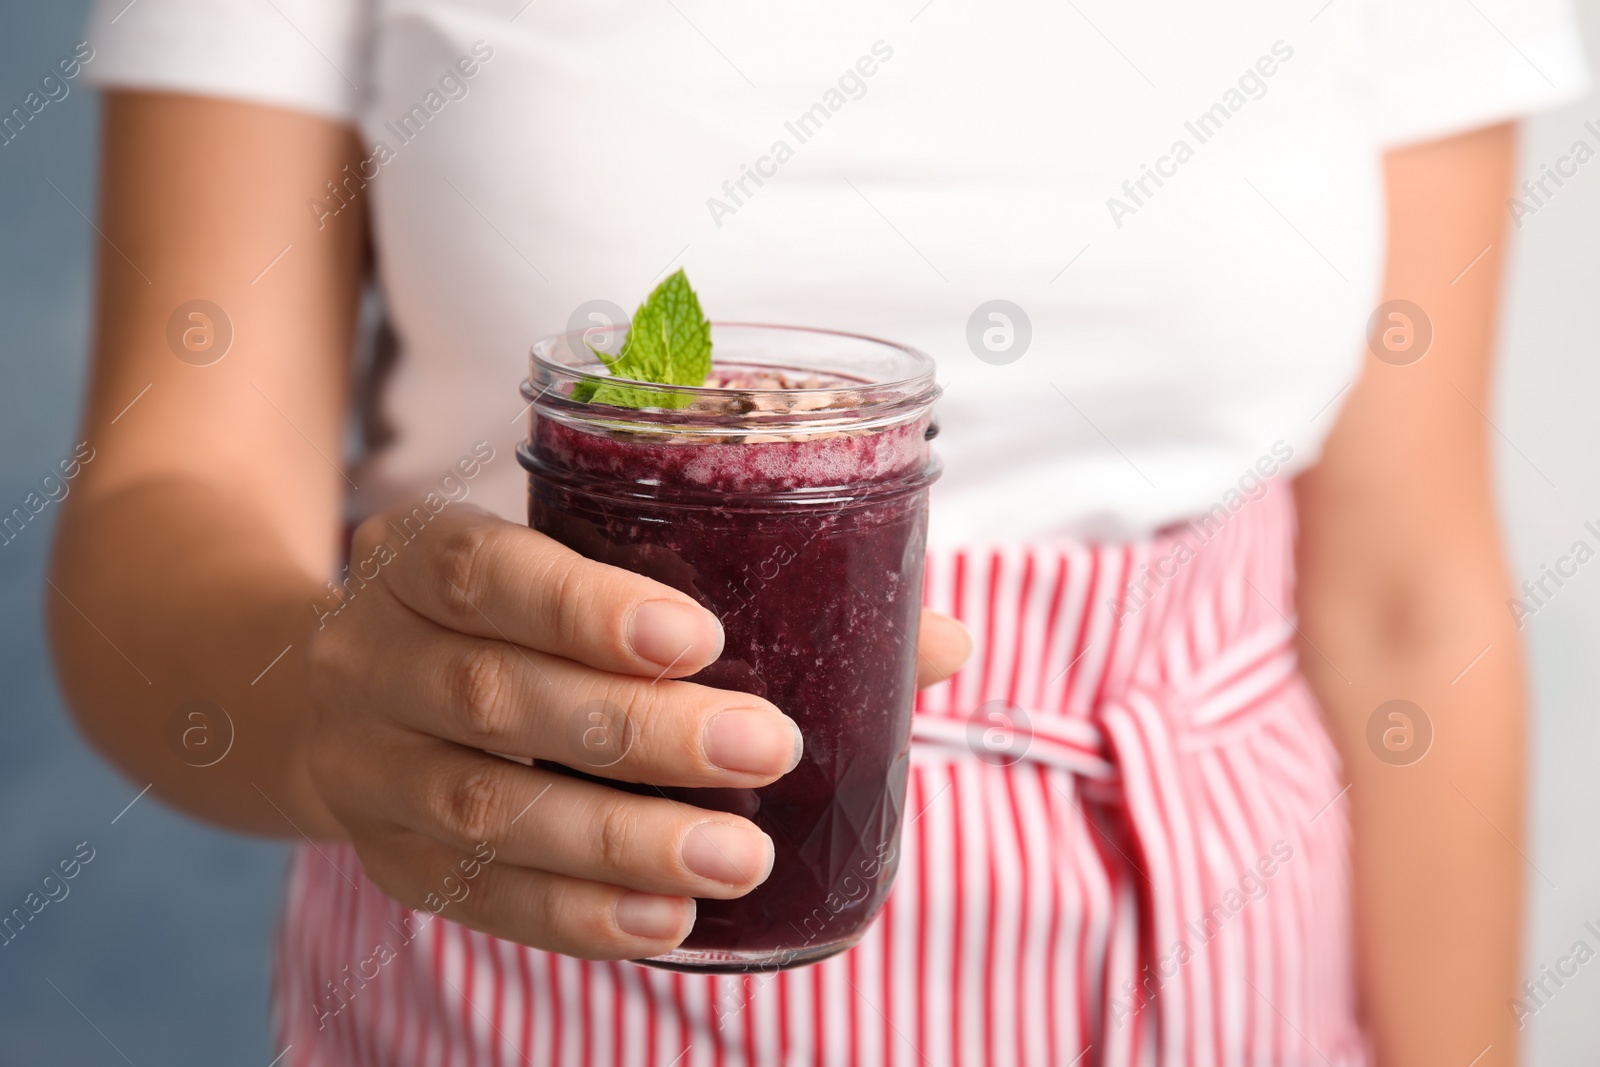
[83,0,367,124]
[1363,0,1590,148]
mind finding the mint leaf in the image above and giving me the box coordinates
[574,269,712,408]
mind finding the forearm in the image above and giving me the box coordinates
[49,476,344,839]
[48,93,370,839]
[1297,546,1525,1066]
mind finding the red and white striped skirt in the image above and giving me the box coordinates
[275,490,1368,1066]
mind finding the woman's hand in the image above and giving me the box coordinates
[304,502,969,960]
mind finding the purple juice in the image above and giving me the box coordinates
[521,350,938,972]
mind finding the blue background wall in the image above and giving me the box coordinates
[0,4,288,1064]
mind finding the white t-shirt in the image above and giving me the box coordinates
[86,0,1587,543]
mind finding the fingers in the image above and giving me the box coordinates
[361,735,775,900]
[352,612,801,787]
[358,505,724,678]
[353,827,697,961]
[916,609,972,688]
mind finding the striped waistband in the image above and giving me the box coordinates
[910,628,1300,778]
[911,488,1301,776]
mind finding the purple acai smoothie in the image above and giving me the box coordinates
[524,382,934,971]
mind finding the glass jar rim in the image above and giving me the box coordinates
[527,321,940,439]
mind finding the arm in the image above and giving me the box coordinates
[1294,122,1526,1066]
[51,91,970,956]
[49,91,365,836]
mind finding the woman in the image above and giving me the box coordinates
[50,0,1586,1064]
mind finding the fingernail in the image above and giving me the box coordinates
[703,709,803,776]
[681,821,775,886]
[614,892,692,940]
[630,600,722,670]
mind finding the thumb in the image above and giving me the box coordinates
[915,609,972,688]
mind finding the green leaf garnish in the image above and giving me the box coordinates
[572,269,712,408]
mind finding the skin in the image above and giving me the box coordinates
[49,91,972,959]
[50,93,1526,1057]
[1296,122,1525,1066]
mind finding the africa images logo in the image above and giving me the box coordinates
[705,41,895,227]
[1106,40,1294,228]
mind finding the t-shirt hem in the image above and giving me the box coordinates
[1377,76,1592,149]
[85,71,359,127]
